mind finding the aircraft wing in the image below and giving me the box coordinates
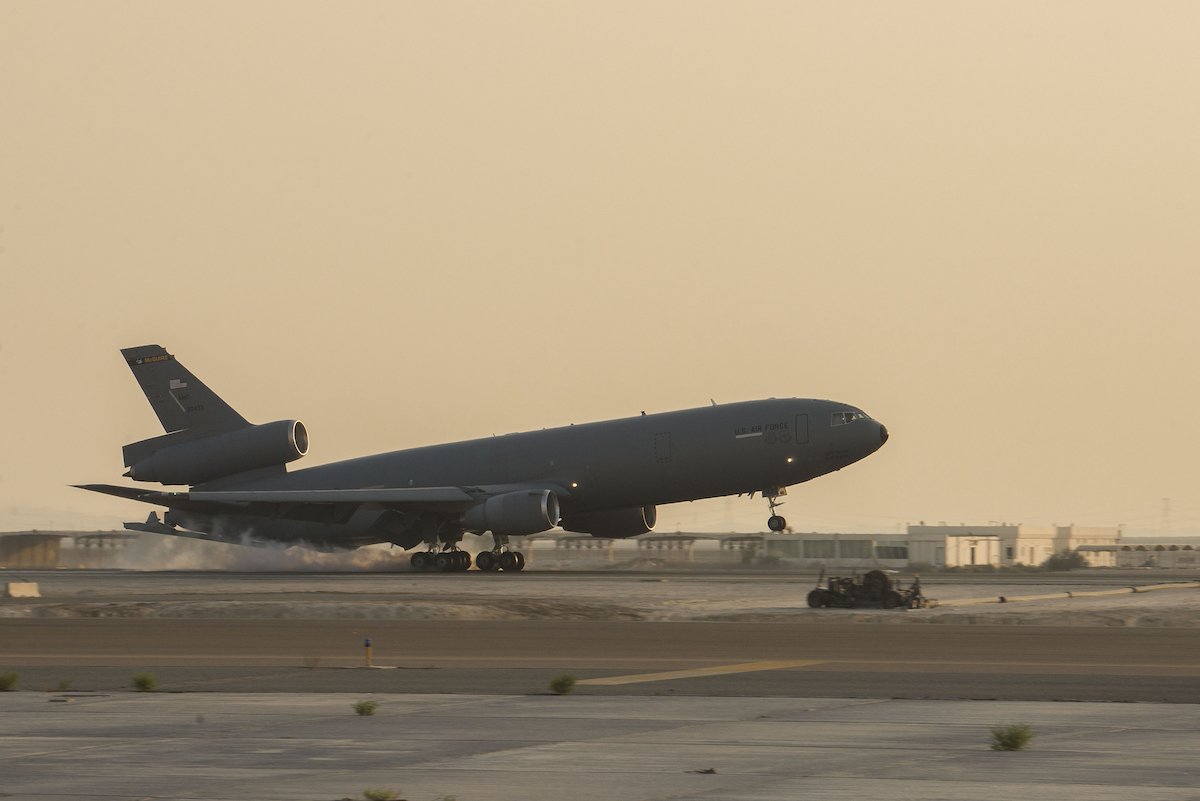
[123,511,288,548]
[186,487,479,504]
[75,482,566,524]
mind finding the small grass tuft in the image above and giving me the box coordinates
[0,672,18,691]
[353,700,379,716]
[131,673,157,692]
[990,723,1033,751]
[361,788,401,801]
[549,674,577,695]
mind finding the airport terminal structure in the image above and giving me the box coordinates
[764,523,1125,569]
[533,523,1195,570]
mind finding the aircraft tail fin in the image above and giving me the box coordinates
[120,345,249,436]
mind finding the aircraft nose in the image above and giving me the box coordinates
[879,424,889,445]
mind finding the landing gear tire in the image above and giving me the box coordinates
[456,551,472,571]
[434,552,455,572]
[768,515,787,532]
[410,551,430,571]
[475,551,498,571]
[498,551,526,572]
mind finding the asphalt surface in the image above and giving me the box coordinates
[4,618,1198,701]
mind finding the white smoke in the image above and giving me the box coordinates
[114,532,412,572]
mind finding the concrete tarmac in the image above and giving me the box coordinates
[2,691,1199,801]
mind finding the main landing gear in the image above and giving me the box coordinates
[474,533,525,572]
[409,546,527,572]
[410,548,471,572]
[474,549,525,572]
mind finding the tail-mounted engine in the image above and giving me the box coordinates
[123,420,309,485]
[560,505,656,539]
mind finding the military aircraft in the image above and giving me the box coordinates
[77,345,889,571]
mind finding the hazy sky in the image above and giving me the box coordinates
[2,2,1198,535]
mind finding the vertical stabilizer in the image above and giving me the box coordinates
[121,345,249,435]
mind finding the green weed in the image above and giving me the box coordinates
[131,673,157,692]
[361,789,401,801]
[990,723,1033,751]
[549,674,577,695]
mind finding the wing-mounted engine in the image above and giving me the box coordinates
[123,419,309,485]
[461,489,561,536]
[560,505,656,539]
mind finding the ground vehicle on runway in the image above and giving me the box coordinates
[79,345,889,572]
[806,570,932,609]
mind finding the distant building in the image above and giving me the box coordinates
[0,531,137,569]
[759,524,1123,569]
[764,533,910,570]
[1116,543,1199,568]
[906,524,1122,567]
[0,533,65,569]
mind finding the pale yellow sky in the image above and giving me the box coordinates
[2,2,1198,535]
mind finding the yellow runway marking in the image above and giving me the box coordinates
[578,660,827,686]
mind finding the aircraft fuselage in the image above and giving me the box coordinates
[169,398,888,547]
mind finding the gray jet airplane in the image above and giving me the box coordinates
[78,345,889,571]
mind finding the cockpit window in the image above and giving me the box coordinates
[831,410,871,426]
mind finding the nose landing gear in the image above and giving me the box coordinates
[765,489,787,532]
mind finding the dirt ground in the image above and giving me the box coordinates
[4,562,1200,626]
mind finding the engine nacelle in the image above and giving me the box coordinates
[461,490,561,536]
[128,420,309,485]
[560,505,656,539]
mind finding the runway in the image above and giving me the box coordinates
[3,618,1198,701]
[4,571,1200,800]
[4,569,1200,700]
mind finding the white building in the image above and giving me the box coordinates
[906,524,1122,567]
[907,530,1002,568]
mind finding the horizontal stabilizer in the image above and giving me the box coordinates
[74,483,175,502]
